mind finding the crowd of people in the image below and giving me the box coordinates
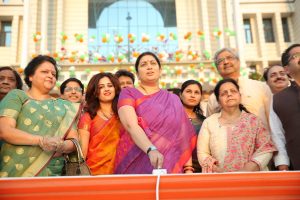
[0,43,299,177]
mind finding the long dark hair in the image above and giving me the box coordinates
[214,78,250,113]
[180,80,206,121]
[85,72,121,119]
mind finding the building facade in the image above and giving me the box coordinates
[0,0,298,89]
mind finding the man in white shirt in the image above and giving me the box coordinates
[263,65,289,170]
[269,44,300,170]
[206,48,272,128]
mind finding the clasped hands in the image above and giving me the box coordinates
[38,136,65,153]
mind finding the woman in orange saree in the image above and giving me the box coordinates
[78,73,121,175]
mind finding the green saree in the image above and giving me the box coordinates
[0,89,79,177]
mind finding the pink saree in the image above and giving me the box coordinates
[114,88,196,174]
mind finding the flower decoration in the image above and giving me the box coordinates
[52,52,64,61]
[184,32,192,41]
[33,32,42,43]
[31,52,38,58]
[102,33,110,43]
[169,32,177,40]
[114,34,124,44]
[107,54,115,63]
[211,78,219,84]
[68,51,78,63]
[93,53,104,63]
[225,28,236,36]
[16,67,24,74]
[117,54,127,63]
[156,33,166,42]
[203,50,211,60]
[213,28,222,39]
[160,81,166,89]
[174,50,184,62]
[132,51,140,59]
[197,31,205,40]
[199,77,205,83]
[128,33,136,44]
[175,69,182,75]
[60,32,68,44]
[141,33,150,43]
[69,66,76,72]
[74,33,84,43]
[127,66,135,73]
[68,56,76,63]
[158,51,168,62]
[187,50,199,61]
[199,62,205,68]
[79,53,88,63]
[89,35,96,42]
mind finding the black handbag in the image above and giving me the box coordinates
[62,138,91,176]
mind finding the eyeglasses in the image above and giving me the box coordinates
[216,56,236,65]
[288,52,300,63]
[64,87,83,93]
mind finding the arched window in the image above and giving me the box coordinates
[88,0,178,62]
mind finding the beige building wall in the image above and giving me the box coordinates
[0,0,23,66]
[175,0,202,52]
[239,0,294,72]
[62,0,88,53]
[293,0,300,43]
[0,0,298,72]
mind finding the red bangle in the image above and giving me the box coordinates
[183,166,195,172]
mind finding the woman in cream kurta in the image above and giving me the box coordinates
[197,78,276,173]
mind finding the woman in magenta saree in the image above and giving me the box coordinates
[114,52,196,174]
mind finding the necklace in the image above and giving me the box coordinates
[99,110,113,120]
[139,84,159,95]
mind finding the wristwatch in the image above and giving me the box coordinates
[147,145,157,155]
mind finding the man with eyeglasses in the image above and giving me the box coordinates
[206,48,272,129]
[60,78,84,103]
[270,44,300,170]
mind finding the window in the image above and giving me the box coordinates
[243,19,253,44]
[263,18,275,43]
[281,17,290,42]
[0,21,12,46]
[88,0,178,62]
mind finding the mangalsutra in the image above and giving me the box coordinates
[99,110,113,120]
[139,85,160,95]
[139,85,149,95]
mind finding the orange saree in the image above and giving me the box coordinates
[78,113,121,175]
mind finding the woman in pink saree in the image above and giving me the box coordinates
[197,78,276,173]
[115,52,196,174]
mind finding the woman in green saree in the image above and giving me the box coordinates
[0,55,80,177]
